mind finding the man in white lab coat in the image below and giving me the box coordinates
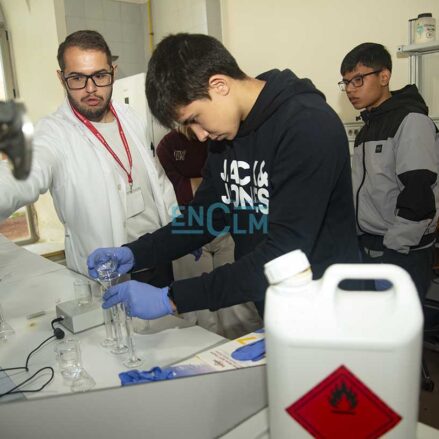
[0,30,176,282]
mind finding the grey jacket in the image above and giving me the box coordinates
[353,85,439,253]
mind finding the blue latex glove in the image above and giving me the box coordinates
[102,281,173,320]
[119,367,176,386]
[231,339,265,362]
[87,247,135,279]
[191,248,202,262]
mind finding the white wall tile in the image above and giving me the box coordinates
[121,21,139,43]
[119,42,132,64]
[152,0,211,44]
[191,2,207,31]
[104,0,121,22]
[124,41,139,63]
[66,16,86,34]
[104,20,123,42]
[85,18,106,35]
[65,0,85,18]
[120,2,139,24]
[85,0,104,21]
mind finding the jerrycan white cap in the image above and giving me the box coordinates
[264,249,311,284]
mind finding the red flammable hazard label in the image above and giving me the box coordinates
[285,365,402,438]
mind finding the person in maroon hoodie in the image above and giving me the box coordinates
[156,127,262,339]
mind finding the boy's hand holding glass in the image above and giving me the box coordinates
[87,247,135,279]
[102,281,174,320]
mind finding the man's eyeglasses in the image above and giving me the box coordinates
[62,69,114,90]
[338,70,382,92]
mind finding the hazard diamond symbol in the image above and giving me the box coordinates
[285,365,402,438]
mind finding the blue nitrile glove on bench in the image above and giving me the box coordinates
[231,328,265,362]
[119,364,214,386]
[119,367,177,386]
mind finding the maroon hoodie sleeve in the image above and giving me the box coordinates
[156,134,194,206]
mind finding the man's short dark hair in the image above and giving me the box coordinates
[340,43,392,75]
[146,33,246,129]
[57,30,112,71]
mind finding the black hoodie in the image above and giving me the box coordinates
[127,69,360,315]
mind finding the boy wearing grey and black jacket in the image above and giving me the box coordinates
[340,42,439,300]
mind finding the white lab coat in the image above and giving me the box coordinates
[0,99,177,275]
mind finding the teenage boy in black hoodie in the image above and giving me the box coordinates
[339,42,439,301]
[88,33,359,321]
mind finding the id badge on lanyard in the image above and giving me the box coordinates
[126,187,145,218]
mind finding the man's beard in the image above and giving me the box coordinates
[67,91,112,122]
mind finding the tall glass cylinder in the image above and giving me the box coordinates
[93,251,141,363]
[98,272,127,354]
[98,277,116,348]
[122,303,142,368]
[110,302,128,355]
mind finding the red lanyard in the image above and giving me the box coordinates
[70,102,133,189]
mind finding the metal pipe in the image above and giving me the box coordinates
[146,0,154,53]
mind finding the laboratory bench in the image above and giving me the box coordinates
[2,233,438,438]
[0,234,266,438]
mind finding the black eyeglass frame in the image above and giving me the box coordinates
[338,69,382,92]
[61,68,114,90]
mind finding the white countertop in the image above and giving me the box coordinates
[0,234,224,401]
[0,312,224,401]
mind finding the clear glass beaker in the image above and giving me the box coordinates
[54,338,82,381]
[74,279,93,306]
[71,368,96,393]
[54,338,96,392]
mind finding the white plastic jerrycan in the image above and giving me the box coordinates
[264,250,423,439]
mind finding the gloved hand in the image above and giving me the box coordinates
[102,281,173,320]
[119,367,177,386]
[87,247,135,279]
[191,248,202,262]
[231,339,265,362]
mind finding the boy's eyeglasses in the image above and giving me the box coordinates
[338,70,382,92]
